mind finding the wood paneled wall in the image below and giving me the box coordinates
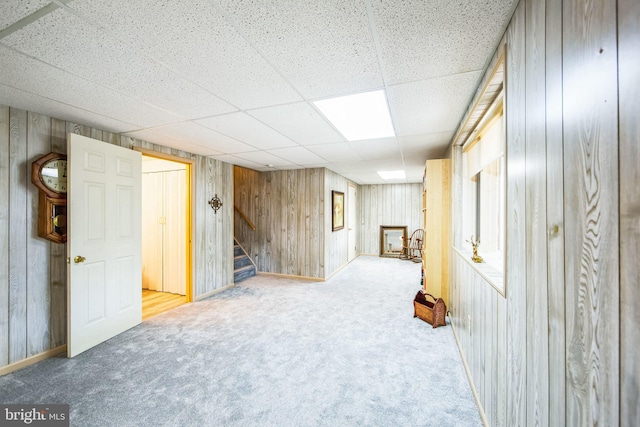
[0,105,233,369]
[324,169,350,278]
[449,0,636,425]
[233,167,420,279]
[357,184,422,256]
[563,0,619,423]
[450,254,507,426]
[234,166,325,279]
[618,0,640,424]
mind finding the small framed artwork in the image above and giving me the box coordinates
[332,190,344,231]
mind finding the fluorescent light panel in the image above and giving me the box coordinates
[313,90,395,141]
[377,170,405,180]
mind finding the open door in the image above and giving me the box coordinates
[67,134,142,357]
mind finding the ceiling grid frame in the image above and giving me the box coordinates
[0,0,519,184]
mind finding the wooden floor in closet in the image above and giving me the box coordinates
[142,289,188,320]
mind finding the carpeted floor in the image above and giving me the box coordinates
[0,256,481,427]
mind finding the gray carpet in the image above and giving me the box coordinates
[0,256,481,427]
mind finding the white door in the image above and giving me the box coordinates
[347,184,357,261]
[67,134,142,357]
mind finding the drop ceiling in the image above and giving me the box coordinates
[0,0,517,184]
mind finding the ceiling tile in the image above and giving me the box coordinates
[404,165,426,183]
[207,154,266,170]
[398,132,452,161]
[397,132,453,150]
[368,158,406,170]
[0,45,182,128]
[329,161,382,174]
[337,172,386,185]
[387,71,483,136]
[0,0,50,31]
[2,8,236,119]
[348,137,402,161]
[370,0,516,84]
[305,142,363,163]
[0,0,517,185]
[0,83,138,132]
[266,146,327,166]
[247,102,344,145]
[67,0,302,110]
[122,128,224,157]
[195,112,297,150]
[215,0,383,99]
[134,122,256,154]
[231,151,296,168]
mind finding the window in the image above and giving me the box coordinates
[461,94,505,274]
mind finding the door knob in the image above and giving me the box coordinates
[74,256,86,263]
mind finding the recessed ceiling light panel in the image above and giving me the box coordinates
[377,170,406,180]
[313,90,395,141]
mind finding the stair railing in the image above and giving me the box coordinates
[234,203,256,230]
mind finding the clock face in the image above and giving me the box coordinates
[41,159,68,193]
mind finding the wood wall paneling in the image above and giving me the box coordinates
[496,283,507,426]
[9,108,28,364]
[563,0,620,424]
[357,183,422,257]
[446,0,628,424]
[286,171,297,275]
[0,104,234,369]
[310,169,322,278]
[525,0,550,424]
[234,170,419,280]
[26,112,52,357]
[233,166,326,279]
[545,0,566,422]
[325,169,348,277]
[205,158,215,293]
[505,2,527,425]
[0,105,9,366]
[619,0,640,423]
[194,156,206,297]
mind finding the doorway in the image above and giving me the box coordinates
[347,183,357,262]
[140,152,193,319]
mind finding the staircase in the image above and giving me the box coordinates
[234,239,256,283]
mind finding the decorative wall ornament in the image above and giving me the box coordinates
[208,194,223,214]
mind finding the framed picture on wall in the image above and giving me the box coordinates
[332,190,344,231]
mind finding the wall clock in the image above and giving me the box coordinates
[32,152,67,243]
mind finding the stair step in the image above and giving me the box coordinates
[234,254,253,269]
[234,264,256,282]
[233,239,256,282]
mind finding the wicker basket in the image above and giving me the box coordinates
[413,290,447,328]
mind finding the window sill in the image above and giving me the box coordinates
[453,247,505,297]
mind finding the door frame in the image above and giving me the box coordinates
[135,147,194,303]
